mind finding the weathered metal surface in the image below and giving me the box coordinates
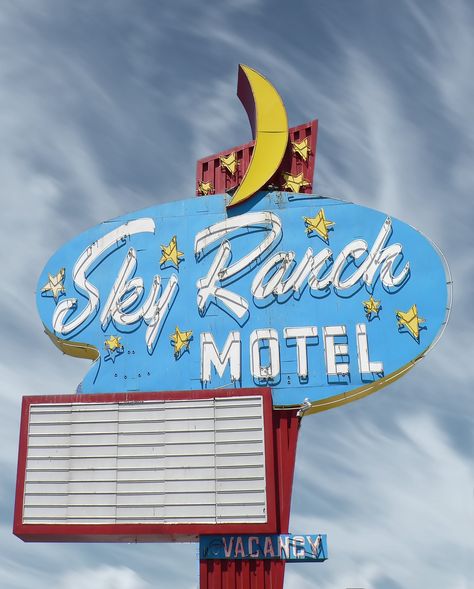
[14,389,277,542]
[200,534,327,561]
[199,408,300,589]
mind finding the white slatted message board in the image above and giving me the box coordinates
[22,396,267,526]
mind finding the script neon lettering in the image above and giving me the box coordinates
[195,212,282,318]
[53,219,155,335]
[52,218,178,352]
[196,214,410,320]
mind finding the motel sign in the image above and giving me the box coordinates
[14,65,450,589]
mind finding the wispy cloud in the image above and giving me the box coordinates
[289,411,473,589]
[56,565,151,589]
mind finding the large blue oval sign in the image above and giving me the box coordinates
[37,191,449,412]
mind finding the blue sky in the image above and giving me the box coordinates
[0,1,472,588]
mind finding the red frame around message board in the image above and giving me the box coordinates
[14,388,277,542]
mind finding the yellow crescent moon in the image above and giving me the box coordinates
[227,65,289,208]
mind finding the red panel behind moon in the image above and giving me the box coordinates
[196,120,318,197]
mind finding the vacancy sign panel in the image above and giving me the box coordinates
[14,390,276,542]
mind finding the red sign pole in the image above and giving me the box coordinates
[199,408,300,588]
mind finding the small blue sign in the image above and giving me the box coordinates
[199,533,328,561]
[36,191,450,410]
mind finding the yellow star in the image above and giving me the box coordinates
[396,304,426,340]
[170,326,193,357]
[363,295,381,319]
[220,152,238,175]
[198,180,214,195]
[282,172,311,193]
[291,137,310,161]
[105,335,122,352]
[41,268,66,301]
[160,236,184,268]
[303,209,335,241]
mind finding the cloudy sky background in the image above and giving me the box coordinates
[0,1,472,588]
